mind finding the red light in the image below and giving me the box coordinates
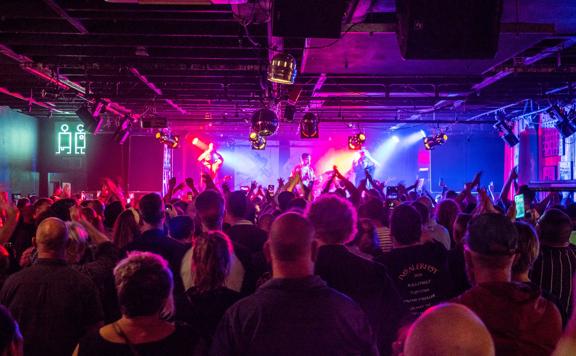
[192,137,199,145]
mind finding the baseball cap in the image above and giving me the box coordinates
[464,213,518,256]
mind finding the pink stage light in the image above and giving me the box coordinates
[192,137,199,145]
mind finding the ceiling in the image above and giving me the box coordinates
[0,0,575,135]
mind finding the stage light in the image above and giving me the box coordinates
[249,131,259,141]
[358,133,366,142]
[251,135,267,150]
[300,112,319,138]
[419,130,426,138]
[192,137,199,145]
[113,117,131,145]
[76,103,104,134]
[155,130,180,149]
[251,108,279,137]
[268,53,297,85]
[348,135,363,150]
[392,135,400,143]
[423,132,448,150]
[548,105,576,138]
[494,116,519,147]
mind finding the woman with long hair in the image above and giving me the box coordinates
[176,231,241,345]
[112,209,141,250]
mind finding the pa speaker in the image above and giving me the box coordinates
[272,0,346,38]
[396,0,503,59]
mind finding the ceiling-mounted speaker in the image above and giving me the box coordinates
[272,0,347,38]
[396,0,503,59]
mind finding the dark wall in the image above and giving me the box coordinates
[431,133,504,193]
[86,134,129,191]
[127,135,164,192]
[0,107,38,195]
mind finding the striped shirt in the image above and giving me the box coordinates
[376,226,392,253]
[530,244,576,322]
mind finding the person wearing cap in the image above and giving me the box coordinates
[453,213,562,355]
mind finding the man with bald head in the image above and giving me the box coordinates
[403,303,494,356]
[0,218,103,356]
[211,212,378,356]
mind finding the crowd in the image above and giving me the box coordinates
[1,166,576,356]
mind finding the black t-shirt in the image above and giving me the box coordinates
[376,242,453,314]
[175,287,242,343]
[0,259,104,356]
[78,323,203,356]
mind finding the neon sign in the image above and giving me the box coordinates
[56,123,87,155]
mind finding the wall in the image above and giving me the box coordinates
[0,106,38,195]
[431,133,505,193]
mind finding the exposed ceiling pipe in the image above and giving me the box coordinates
[128,66,188,114]
[0,87,63,112]
[42,0,88,34]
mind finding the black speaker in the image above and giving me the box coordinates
[272,0,347,38]
[396,0,503,59]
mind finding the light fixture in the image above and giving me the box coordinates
[268,53,297,85]
[155,130,180,149]
[113,116,131,145]
[494,115,519,147]
[249,132,266,150]
[548,105,576,138]
[347,132,366,150]
[300,112,319,138]
[76,102,104,134]
[251,108,279,137]
[423,133,448,150]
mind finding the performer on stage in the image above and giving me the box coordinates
[197,143,224,179]
[291,153,316,188]
[352,149,378,187]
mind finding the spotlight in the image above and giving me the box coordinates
[358,132,366,143]
[192,137,199,145]
[268,53,297,85]
[494,116,519,147]
[251,108,279,137]
[76,103,104,134]
[300,112,319,138]
[113,116,131,145]
[548,105,576,138]
[251,135,266,150]
[155,130,180,149]
[392,135,400,143]
[249,131,259,141]
[423,132,448,150]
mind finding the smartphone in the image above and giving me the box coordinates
[515,194,525,219]
[387,186,398,200]
[187,192,193,201]
[268,185,275,194]
[240,186,249,192]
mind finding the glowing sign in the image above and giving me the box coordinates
[56,123,87,155]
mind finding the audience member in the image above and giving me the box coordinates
[211,212,378,356]
[168,215,195,242]
[112,208,141,249]
[435,199,460,247]
[0,305,22,356]
[454,213,562,355]
[0,218,103,356]
[176,231,241,344]
[414,198,451,250]
[531,208,576,324]
[122,193,188,294]
[346,218,380,259]
[224,191,267,254]
[181,190,253,294]
[358,199,392,253]
[307,194,406,355]
[103,200,124,232]
[448,213,473,296]
[75,252,203,355]
[376,204,453,314]
[403,303,494,356]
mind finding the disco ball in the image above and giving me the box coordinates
[251,108,279,137]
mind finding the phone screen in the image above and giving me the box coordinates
[417,178,425,190]
[515,194,525,219]
[240,186,249,192]
[187,192,193,201]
